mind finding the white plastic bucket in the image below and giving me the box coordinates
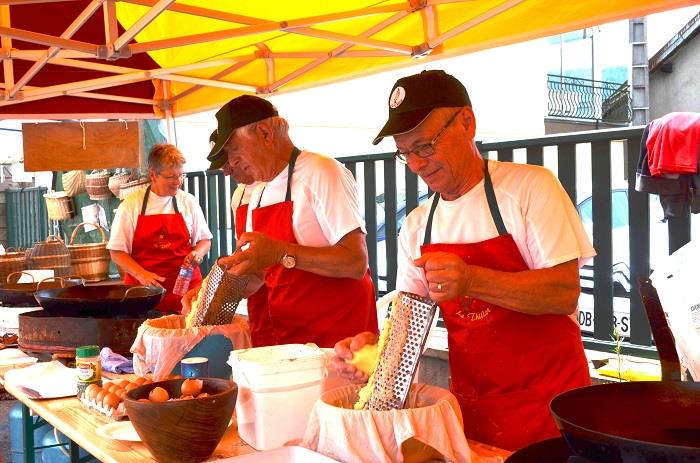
[228,344,326,450]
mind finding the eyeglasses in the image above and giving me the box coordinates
[158,172,186,181]
[394,109,461,164]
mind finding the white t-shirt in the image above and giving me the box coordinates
[107,188,213,254]
[247,150,365,247]
[397,159,596,296]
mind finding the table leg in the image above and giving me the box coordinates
[21,403,35,463]
[70,440,80,463]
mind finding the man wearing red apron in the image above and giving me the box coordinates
[206,95,378,348]
[109,144,212,314]
[333,70,595,450]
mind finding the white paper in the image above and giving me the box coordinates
[649,239,700,381]
[4,360,77,398]
[17,269,54,283]
[80,203,109,231]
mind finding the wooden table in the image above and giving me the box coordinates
[3,377,511,463]
[2,379,256,463]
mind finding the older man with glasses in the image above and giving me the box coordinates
[108,143,212,314]
[332,70,596,451]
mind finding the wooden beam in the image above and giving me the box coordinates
[0,26,97,53]
[113,0,174,52]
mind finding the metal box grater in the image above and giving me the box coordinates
[191,261,248,326]
[365,291,438,410]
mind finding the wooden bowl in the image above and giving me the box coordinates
[123,378,237,463]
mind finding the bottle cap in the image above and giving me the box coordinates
[76,345,100,358]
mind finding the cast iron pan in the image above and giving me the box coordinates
[551,381,700,462]
[0,273,84,307]
[34,284,165,317]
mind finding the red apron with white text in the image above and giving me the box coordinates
[124,187,202,313]
[235,194,273,347]
[251,148,378,347]
[420,159,589,451]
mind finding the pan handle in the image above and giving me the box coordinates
[121,285,152,302]
[36,275,86,289]
[6,271,35,284]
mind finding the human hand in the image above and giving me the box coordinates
[182,251,203,268]
[329,331,379,383]
[413,251,470,302]
[223,232,285,276]
[180,286,199,315]
[134,270,166,288]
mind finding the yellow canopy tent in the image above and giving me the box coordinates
[0,0,695,119]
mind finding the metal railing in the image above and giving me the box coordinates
[547,74,631,124]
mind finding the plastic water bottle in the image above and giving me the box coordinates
[173,265,193,296]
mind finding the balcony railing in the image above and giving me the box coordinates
[547,74,631,124]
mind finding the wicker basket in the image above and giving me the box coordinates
[44,192,75,220]
[85,170,113,200]
[28,235,72,277]
[108,169,133,197]
[63,170,86,197]
[119,177,150,200]
[68,222,110,282]
[0,248,28,285]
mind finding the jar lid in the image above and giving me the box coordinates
[76,345,100,358]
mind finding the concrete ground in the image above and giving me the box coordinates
[1,390,16,463]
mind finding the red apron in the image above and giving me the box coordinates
[235,187,273,347]
[420,158,590,451]
[124,186,203,313]
[251,148,378,348]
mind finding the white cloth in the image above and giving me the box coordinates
[5,360,77,399]
[397,159,596,296]
[107,188,213,254]
[301,383,496,463]
[246,150,366,247]
[130,314,251,381]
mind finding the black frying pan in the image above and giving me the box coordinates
[550,381,700,462]
[34,284,165,317]
[0,274,83,307]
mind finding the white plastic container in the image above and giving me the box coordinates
[228,344,326,451]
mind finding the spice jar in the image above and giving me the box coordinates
[76,345,102,397]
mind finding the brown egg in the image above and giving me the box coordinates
[133,377,147,385]
[102,392,120,410]
[95,389,108,404]
[148,387,169,403]
[180,379,203,397]
[137,398,150,403]
[196,392,209,399]
[179,395,194,400]
[124,382,139,392]
[113,387,127,400]
[85,384,100,400]
[115,379,130,388]
[103,382,115,393]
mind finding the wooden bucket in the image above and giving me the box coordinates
[28,235,72,277]
[0,248,28,285]
[67,222,110,282]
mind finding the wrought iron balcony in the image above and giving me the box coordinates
[547,74,631,124]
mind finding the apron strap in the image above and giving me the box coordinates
[423,157,507,246]
[140,185,180,215]
[236,184,247,210]
[483,157,507,236]
[256,146,301,208]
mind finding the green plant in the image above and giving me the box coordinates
[611,326,624,382]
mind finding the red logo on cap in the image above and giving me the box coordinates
[389,86,405,109]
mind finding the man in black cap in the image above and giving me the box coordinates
[204,94,378,348]
[332,70,596,451]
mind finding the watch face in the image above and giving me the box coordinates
[281,254,296,269]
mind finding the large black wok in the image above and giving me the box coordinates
[551,381,700,462]
[34,284,165,317]
[0,276,84,307]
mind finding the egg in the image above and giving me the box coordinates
[115,379,130,388]
[85,384,100,400]
[180,379,203,397]
[95,389,108,405]
[102,392,120,410]
[113,387,127,400]
[133,377,147,385]
[103,382,116,393]
[149,387,170,403]
[124,382,139,392]
[196,392,209,399]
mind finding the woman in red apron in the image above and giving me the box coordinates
[251,148,378,348]
[110,144,210,314]
[419,158,590,450]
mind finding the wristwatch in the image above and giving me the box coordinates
[280,245,297,269]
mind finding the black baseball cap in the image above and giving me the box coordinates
[372,70,471,145]
[207,95,279,170]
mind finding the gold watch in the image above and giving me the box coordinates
[280,246,297,269]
